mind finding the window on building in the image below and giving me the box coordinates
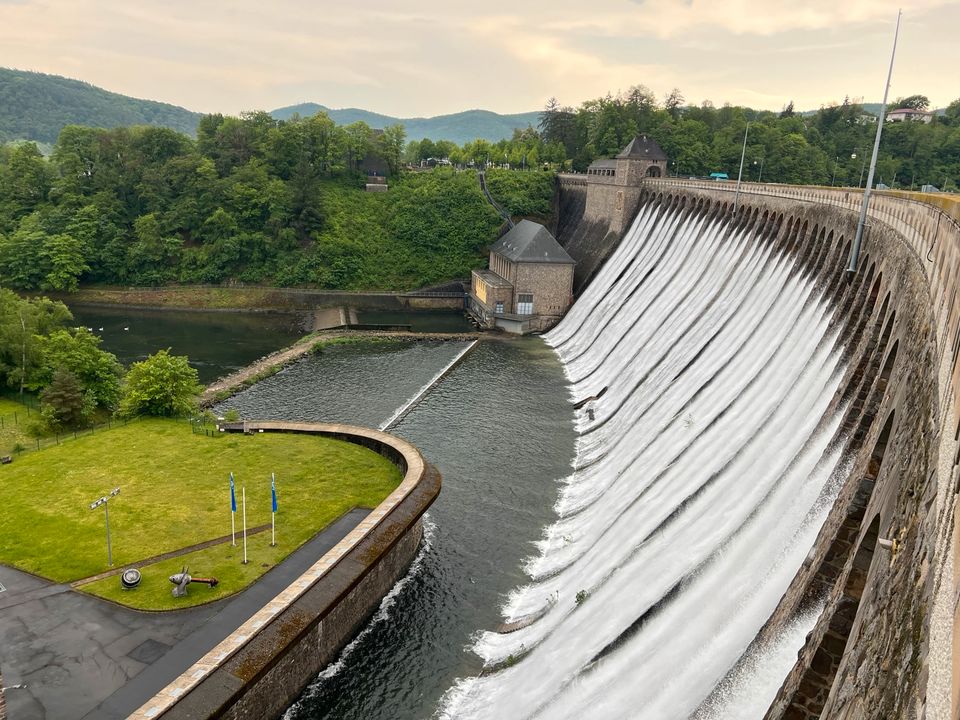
[495,301,504,314]
[517,294,534,315]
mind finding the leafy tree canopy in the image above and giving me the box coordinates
[119,349,202,418]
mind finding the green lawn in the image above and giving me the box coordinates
[0,397,40,455]
[0,418,402,608]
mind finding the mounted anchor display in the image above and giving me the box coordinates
[169,567,219,597]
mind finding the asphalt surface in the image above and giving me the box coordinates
[0,509,368,720]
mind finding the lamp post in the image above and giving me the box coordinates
[853,151,867,188]
[832,156,840,187]
[734,121,750,214]
[847,9,901,278]
[753,157,765,183]
[89,487,121,566]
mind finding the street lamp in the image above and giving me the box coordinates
[852,152,867,188]
[753,157,765,183]
[89,487,121,566]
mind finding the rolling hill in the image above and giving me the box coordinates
[270,103,542,144]
[0,68,202,145]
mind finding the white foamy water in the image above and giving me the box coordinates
[439,202,851,719]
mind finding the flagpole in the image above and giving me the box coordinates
[242,485,248,564]
[230,473,236,546]
[271,472,277,547]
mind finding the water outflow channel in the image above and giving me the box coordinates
[441,202,854,719]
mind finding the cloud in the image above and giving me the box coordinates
[0,0,956,116]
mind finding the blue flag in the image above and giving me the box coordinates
[271,473,278,513]
[230,473,237,513]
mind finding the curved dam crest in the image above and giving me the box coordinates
[441,180,944,718]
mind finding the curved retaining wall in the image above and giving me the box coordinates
[130,421,440,720]
[558,176,960,718]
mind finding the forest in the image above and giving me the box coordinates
[1,86,958,296]
[0,113,505,292]
[409,89,960,191]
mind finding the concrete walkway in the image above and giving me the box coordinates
[0,509,368,720]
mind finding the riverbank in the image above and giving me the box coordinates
[46,285,466,313]
[201,329,484,407]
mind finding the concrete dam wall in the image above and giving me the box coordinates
[443,177,960,718]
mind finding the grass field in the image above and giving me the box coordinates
[0,396,40,455]
[0,418,402,609]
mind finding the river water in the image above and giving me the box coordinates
[69,305,305,384]
[216,338,576,719]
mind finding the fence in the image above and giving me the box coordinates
[2,416,139,458]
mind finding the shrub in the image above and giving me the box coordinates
[119,349,202,418]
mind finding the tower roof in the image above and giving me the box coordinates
[616,134,668,161]
[491,220,575,265]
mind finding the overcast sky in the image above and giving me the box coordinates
[0,0,956,117]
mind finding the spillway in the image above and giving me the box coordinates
[441,199,866,718]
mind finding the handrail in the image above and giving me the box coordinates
[478,171,516,229]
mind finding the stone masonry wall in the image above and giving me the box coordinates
[514,262,574,320]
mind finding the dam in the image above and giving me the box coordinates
[267,170,959,719]
[272,174,959,718]
[434,173,958,719]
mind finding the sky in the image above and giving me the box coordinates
[0,0,957,118]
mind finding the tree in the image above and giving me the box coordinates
[780,101,795,118]
[664,88,685,119]
[343,121,373,173]
[893,94,930,111]
[32,328,123,410]
[379,124,407,175]
[40,368,89,429]
[943,98,960,126]
[41,233,89,291]
[119,349,202,417]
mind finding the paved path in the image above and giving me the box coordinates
[0,509,368,720]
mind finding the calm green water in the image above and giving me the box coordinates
[69,306,307,384]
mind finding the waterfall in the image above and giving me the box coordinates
[440,200,852,719]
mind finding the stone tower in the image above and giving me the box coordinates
[614,135,668,185]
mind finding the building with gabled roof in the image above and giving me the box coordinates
[468,220,575,333]
[886,108,934,124]
[586,134,668,183]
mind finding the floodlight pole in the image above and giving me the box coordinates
[89,487,121,566]
[847,9,902,278]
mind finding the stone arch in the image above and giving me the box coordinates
[877,340,898,396]
[785,410,890,715]
[645,165,661,177]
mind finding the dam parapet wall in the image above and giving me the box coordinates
[556,175,960,719]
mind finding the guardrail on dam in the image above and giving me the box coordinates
[556,174,960,719]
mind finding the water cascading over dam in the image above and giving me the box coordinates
[442,196,891,718]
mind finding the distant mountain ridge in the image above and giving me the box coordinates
[0,67,202,145]
[270,103,542,144]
